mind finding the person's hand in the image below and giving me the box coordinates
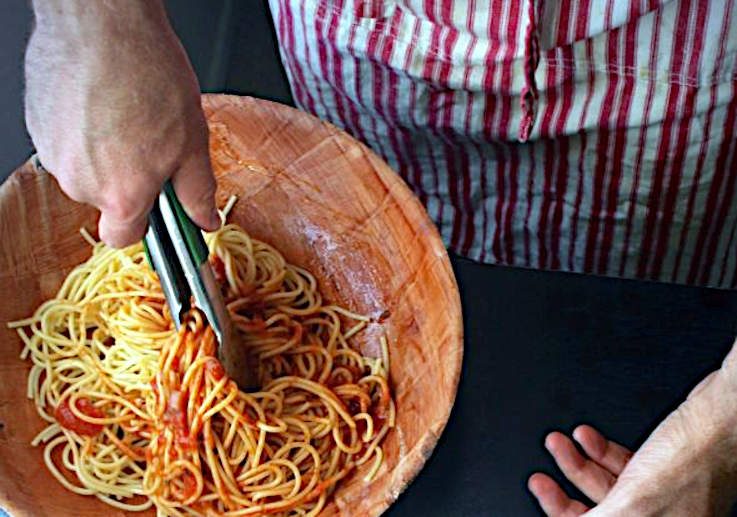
[25,0,219,248]
[530,343,737,517]
[529,425,632,516]
[585,368,737,517]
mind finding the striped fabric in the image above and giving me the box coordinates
[267,0,737,288]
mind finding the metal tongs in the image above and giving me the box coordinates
[143,181,252,389]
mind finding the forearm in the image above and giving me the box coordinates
[703,344,737,459]
[30,0,169,36]
[683,343,737,453]
[27,0,182,93]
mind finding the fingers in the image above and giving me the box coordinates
[170,151,219,232]
[43,161,153,248]
[98,206,150,248]
[97,189,155,248]
[69,151,218,248]
[572,425,633,476]
[528,472,590,517]
[544,432,616,503]
[531,426,633,516]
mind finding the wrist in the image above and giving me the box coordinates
[618,367,737,517]
[693,366,737,451]
[682,367,737,501]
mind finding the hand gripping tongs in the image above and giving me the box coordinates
[143,181,251,389]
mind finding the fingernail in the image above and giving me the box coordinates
[544,434,555,451]
[572,425,585,443]
[573,424,587,443]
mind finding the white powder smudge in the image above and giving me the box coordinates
[357,321,384,358]
[298,219,384,317]
[396,425,407,460]
[300,219,339,254]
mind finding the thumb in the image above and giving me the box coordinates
[170,152,219,232]
[722,338,737,380]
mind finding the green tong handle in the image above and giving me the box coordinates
[162,181,209,265]
[143,181,253,389]
[144,181,210,267]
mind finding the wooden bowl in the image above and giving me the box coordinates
[0,95,463,517]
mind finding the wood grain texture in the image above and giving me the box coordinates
[0,95,463,517]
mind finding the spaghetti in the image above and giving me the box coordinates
[9,199,395,517]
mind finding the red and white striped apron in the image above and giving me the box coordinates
[267,0,737,288]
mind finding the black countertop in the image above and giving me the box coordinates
[2,1,736,515]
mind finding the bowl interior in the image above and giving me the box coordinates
[0,95,463,517]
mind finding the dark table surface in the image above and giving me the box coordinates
[2,1,737,516]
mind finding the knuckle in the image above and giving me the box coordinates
[99,215,146,248]
[101,229,137,249]
[570,465,586,478]
[102,190,150,224]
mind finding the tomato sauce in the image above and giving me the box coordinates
[163,390,188,432]
[205,358,225,381]
[210,256,226,286]
[54,398,104,436]
[164,390,196,451]
[370,397,389,428]
[180,471,198,500]
[347,399,361,414]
